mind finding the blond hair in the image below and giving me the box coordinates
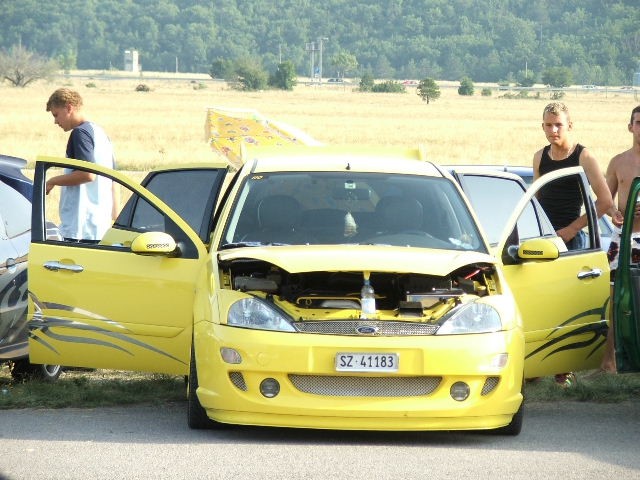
[543,102,570,121]
[46,88,83,111]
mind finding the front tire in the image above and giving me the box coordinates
[494,399,524,436]
[187,343,224,430]
[493,381,524,436]
[9,360,62,382]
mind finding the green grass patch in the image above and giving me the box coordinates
[2,365,639,410]
[0,366,185,409]
[525,371,640,403]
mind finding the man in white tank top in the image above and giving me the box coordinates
[45,88,116,242]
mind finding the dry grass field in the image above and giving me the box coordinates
[3,74,640,407]
[1,72,638,173]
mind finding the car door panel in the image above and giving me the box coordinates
[501,167,609,378]
[28,157,226,375]
[457,167,610,378]
[504,253,609,377]
[28,244,199,374]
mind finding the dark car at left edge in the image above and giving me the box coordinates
[0,154,61,381]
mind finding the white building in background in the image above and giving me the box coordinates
[124,50,140,72]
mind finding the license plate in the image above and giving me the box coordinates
[335,353,399,372]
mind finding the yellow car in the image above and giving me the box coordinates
[28,146,611,435]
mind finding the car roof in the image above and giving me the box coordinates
[467,164,533,180]
[0,154,32,200]
[445,164,530,182]
[0,154,29,179]
[240,145,445,176]
[445,164,531,174]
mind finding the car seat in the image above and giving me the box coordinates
[376,196,424,234]
[256,194,302,244]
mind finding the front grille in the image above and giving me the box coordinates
[292,320,439,336]
[289,374,442,397]
[481,376,500,395]
[229,371,247,391]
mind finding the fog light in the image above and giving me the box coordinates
[260,378,280,398]
[450,382,470,401]
[220,347,242,364]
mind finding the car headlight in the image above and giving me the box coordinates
[228,297,296,332]
[436,301,502,335]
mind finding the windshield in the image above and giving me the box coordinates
[221,171,486,252]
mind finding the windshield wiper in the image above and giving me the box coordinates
[220,241,295,249]
[219,241,265,249]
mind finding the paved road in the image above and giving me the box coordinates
[1,400,639,480]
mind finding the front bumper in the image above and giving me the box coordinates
[194,323,524,431]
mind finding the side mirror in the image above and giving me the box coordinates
[130,232,179,257]
[508,238,559,263]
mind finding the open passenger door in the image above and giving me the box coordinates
[28,156,228,375]
[457,166,610,378]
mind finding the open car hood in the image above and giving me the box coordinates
[218,245,495,275]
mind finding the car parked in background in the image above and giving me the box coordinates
[326,78,349,84]
[0,154,62,381]
[27,146,624,435]
[447,164,614,252]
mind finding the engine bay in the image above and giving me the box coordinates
[220,258,497,319]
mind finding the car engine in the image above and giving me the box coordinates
[221,258,496,323]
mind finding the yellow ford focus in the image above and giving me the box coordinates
[28,146,612,435]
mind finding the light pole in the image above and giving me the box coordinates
[305,42,317,82]
[318,37,328,83]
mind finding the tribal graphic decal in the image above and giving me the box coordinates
[28,292,186,365]
[525,302,609,361]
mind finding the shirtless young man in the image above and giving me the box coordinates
[533,102,614,250]
[602,105,640,373]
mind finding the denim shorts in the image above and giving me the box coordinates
[565,230,587,250]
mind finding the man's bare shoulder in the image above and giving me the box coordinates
[615,148,637,160]
[609,148,637,168]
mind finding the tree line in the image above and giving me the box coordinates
[1,0,639,85]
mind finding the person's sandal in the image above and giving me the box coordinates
[554,373,576,388]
